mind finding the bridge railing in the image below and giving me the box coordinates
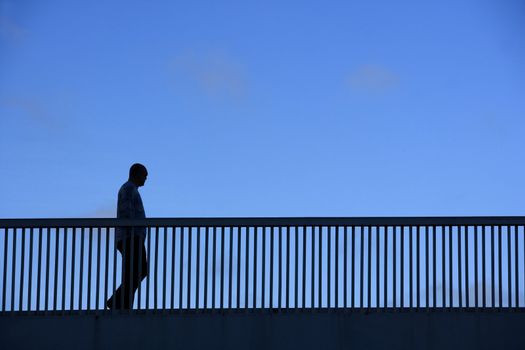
[1,217,525,314]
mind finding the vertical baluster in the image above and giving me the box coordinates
[11,227,17,311]
[142,228,149,309]
[384,226,388,310]
[351,226,355,309]
[45,227,51,312]
[360,226,364,309]
[52,227,59,311]
[186,226,190,309]
[104,228,109,312]
[458,226,462,309]
[96,228,101,311]
[179,227,184,309]
[481,225,487,308]
[20,228,26,311]
[367,226,371,310]
[523,225,525,309]
[262,227,267,308]
[302,226,306,309]
[28,228,34,311]
[449,226,453,309]
[401,226,404,309]
[343,226,347,309]
[514,225,519,309]
[231,227,239,308]
[491,226,495,307]
[280,226,283,309]
[523,225,525,308]
[1,228,7,311]
[482,226,486,308]
[253,227,258,309]
[433,226,436,308]
[111,228,118,311]
[507,225,512,307]
[442,226,446,308]
[220,226,225,309]
[286,226,290,309]
[498,226,502,308]
[328,226,331,308]
[37,228,43,312]
[87,227,93,311]
[186,226,191,310]
[237,227,241,308]
[318,226,322,309]
[110,229,116,311]
[61,227,68,313]
[393,226,396,310]
[229,227,233,309]
[376,227,380,308]
[245,227,249,309]
[271,227,275,309]
[425,226,429,310]
[416,226,420,308]
[310,226,315,308]
[474,226,478,309]
[163,227,168,311]
[410,226,413,309]
[120,229,126,310]
[335,226,339,308]
[203,226,208,309]
[294,226,299,309]
[465,226,469,308]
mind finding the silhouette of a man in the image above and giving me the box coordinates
[106,163,149,310]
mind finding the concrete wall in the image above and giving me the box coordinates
[1,310,525,350]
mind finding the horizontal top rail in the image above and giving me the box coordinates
[2,216,525,228]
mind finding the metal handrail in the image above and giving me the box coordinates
[2,216,525,228]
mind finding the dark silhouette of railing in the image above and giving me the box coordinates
[1,217,524,314]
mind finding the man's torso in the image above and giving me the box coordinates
[116,181,146,241]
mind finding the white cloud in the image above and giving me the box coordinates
[347,64,399,93]
[169,50,248,101]
[87,205,116,218]
[0,97,67,133]
[0,15,25,41]
[0,97,49,122]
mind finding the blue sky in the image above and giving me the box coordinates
[1,0,524,218]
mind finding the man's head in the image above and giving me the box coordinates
[129,163,148,187]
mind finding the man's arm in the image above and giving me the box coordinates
[118,186,135,219]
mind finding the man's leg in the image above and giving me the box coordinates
[106,238,123,309]
[107,237,132,309]
[121,236,145,309]
[140,241,148,284]
[130,237,148,307]
[106,236,147,310]
[123,236,136,309]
